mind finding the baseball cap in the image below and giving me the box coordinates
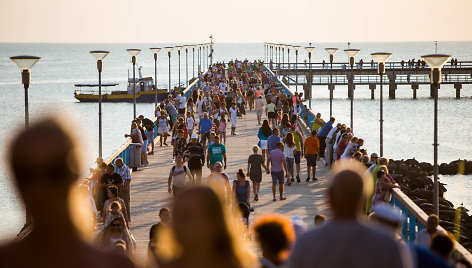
[371,153,379,158]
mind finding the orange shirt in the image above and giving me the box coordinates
[304,136,320,155]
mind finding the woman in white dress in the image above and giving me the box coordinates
[157,110,169,146]
[197,94,205,118]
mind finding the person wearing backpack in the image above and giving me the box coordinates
[167,155,193,197]
[139,115,155,155]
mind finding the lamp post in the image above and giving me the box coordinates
[325,48,338,118]
[344,48,360,131]
[165,47,174,92]
[287,45,291,72]
[127,49,141,119]
[89,51,109,158]
[10,55,41,128]
[293,46,300,92]
[184,45,189,87]
[278,44,282,74]
[305,45,315,108]
[192,45,196,79]
[210,41,214,67]
[203,44,207,70]
[282,45,285,73]
[275,45,278,71]
[422,53,452,217]
[371,52,392,157]
[197,44,201,74]
[150,48,161,110]
[176,46,183,90]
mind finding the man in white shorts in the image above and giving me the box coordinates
[255,96,264,125]
[228,102,239,135]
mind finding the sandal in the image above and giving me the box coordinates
[280,197,287,201]
[273,198,277,202]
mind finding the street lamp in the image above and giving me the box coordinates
[90,50,109,158]
[127,49,141,119]
[371,52,392,158]
[325,48,338,118]
[422,53,452,217]
[184,45,189,87]
[197,44,201,74]
[281,45,285,73]
[10,55,41,128]
[287,45,291,72]
[293,46,300,93]
[165,47,174,92]
[176,46,183,90]
[150,48,161,110]
[305,45,315,108]
[192,45,196,79]
[344,48,360,131]
[209,41,214,67]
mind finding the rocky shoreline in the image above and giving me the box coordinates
[387,158,472,251]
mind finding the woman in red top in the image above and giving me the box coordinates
[336,134,350,160]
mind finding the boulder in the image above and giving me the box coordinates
[398,163,409,176]
[405,158,419,167]
[419,162,433,173]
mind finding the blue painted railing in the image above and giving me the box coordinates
[263,64,472,262]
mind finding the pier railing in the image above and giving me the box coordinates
[273,61,472,71]
[263,64,472,263]
[286,74,472,85]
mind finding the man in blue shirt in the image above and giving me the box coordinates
[198,112,212,150]
[318,117,335,159]
[267,128,281,166]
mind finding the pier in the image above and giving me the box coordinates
[97,64,472,263]
[271,61,472,99]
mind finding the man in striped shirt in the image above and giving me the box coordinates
[115,158,132,222]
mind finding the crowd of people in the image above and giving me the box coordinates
[1,59,470,268]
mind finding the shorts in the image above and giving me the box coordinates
[268,112,276,119]
[271,170,285,185]
[294,150,301,164]
[260,140,268,150]
[188,128,193,137]
[146,130,155,142]
[200,132,210,145]
[142,140,148,152]
[171,114,178,123]
[286,157,294,172]
[306,154,318,167]
[256,109,263,117]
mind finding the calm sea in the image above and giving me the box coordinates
[0,42,471,240]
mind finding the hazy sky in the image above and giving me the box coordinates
[1,0,471,43]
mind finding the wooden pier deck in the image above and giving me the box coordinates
[128,109,330,260]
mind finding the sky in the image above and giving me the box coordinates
[0,0,471,43]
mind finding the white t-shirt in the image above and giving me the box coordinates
[171,166,188,187]
[187,117,195,130]
[284,144,295,158]
[179,96,187,109]
[255,98,264,111]
[229,107,238,118]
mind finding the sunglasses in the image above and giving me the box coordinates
[111,223,122,227]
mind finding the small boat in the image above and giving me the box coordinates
[74,67,169,103]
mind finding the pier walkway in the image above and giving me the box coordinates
[128,109,329,259]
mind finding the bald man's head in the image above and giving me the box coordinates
[328,160,372,219]
[9,117,81,191]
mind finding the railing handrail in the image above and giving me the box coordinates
[391,188,472,263]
